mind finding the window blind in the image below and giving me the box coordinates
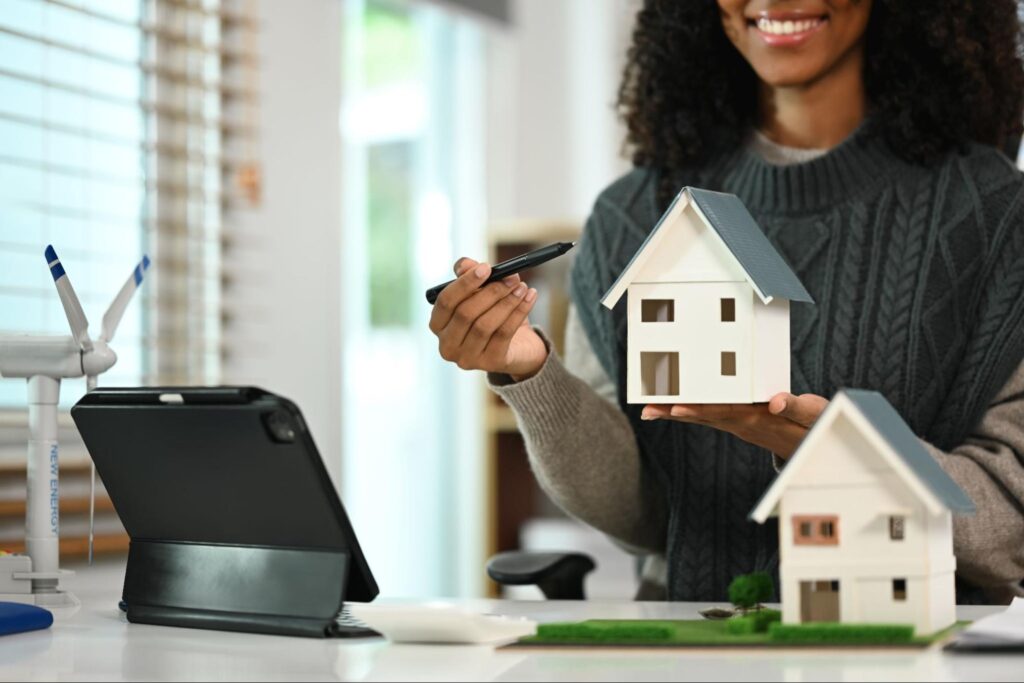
[0,0,261,409]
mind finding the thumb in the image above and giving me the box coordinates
[768,393,829,428]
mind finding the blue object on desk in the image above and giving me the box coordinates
[0,602,53,636]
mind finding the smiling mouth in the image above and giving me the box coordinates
[747,13,828,45]
[754,16,825,35]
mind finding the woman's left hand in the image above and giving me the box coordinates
[640,393,829,460]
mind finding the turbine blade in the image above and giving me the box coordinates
[100,255,151,343]
[45,245,93,352]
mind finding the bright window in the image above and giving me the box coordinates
[0,0,237,411]
[340,0,488,598]
[0,0,147,407]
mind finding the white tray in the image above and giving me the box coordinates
[347,603,537,645]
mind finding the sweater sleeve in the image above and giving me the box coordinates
[924,360,1024,602]
[563,305,618,405]
[487,328,667,554]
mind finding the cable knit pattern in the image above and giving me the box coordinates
[570,129,1024,602]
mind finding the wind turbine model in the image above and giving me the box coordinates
[0,245,150,608]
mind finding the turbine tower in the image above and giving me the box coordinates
[0,246,150,608]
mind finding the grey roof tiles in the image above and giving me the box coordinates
[688,187,814,304]
[841,389,976,513]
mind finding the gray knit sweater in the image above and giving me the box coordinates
[489,131,1024,603]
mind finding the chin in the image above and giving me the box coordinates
[751,59,831,89]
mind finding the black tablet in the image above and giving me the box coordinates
[72,386,379,638]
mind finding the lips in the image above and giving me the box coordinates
[748,12,828,47]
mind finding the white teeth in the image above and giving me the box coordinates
[756,17,821,35]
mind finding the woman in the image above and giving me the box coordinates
[429,0,1024,603]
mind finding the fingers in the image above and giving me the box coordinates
[453,256,520,285]
[641,405,672,420]
[440,278,525,351]
[746,419,809,458]
[670,403,758,424]
[460,282,530,361]
[641,403,759,425]
[453,256,478,275]
[768,393,829,428]
[482,287,538,361]
[640,401,809,457]
[430,262,497,333]
[643,394,829,429]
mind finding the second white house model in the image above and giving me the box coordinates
[750,389,975,635]
[600,186,814,404]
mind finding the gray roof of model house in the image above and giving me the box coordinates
[840,389,975,513]
[750,389,975,523]
[601,187,814,308]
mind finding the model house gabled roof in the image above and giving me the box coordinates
[601,187,814,309]
[749,389,976,523]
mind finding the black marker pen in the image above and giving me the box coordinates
[425,241,576,305]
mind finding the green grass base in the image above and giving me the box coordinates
[512,619,967,650]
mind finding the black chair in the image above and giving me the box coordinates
[486,551,596,600]
[486,549,669,601]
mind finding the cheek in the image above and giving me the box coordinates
[829,0,873,38]
[721,19,743,47]
[827,0,869,10]
[717,1,748,51]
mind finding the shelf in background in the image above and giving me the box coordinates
[0,460,128,559]
[0,495,116,518]
[488,219,581,245]
[487,404,519,433]
[3,533,129,557]
[0,460,95,476]
[483,219,581,596]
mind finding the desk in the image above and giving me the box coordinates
[0,562,1016,682]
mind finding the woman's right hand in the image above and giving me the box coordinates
[429,257,548,381]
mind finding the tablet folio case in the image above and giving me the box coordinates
[0,602,53,636]
[124,541,350,638]
[71,386,379,640]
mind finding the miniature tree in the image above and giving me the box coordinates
[728,572,774,614]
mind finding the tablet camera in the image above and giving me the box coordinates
[263,409,297,443]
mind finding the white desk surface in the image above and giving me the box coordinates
[1,562,1018,682]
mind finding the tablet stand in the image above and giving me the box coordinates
[122,540,350,638]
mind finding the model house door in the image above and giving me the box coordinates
[640,351,680,396]
[800,580,840,622]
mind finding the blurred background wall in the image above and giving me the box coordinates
[0,0,639,599]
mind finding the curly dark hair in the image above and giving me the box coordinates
[619,1,1024,196]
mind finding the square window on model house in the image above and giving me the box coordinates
[721,297,736,322]
[889,516,905,540]
[793,515,839,545]
[641,352,679,396]
[721,351,736,376]
[893,578,907,601]
[641,299,674,322]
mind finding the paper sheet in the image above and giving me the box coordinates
[955,597,1024,647]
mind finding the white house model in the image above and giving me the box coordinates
[600,186,814,404]
[750,389,975,635]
